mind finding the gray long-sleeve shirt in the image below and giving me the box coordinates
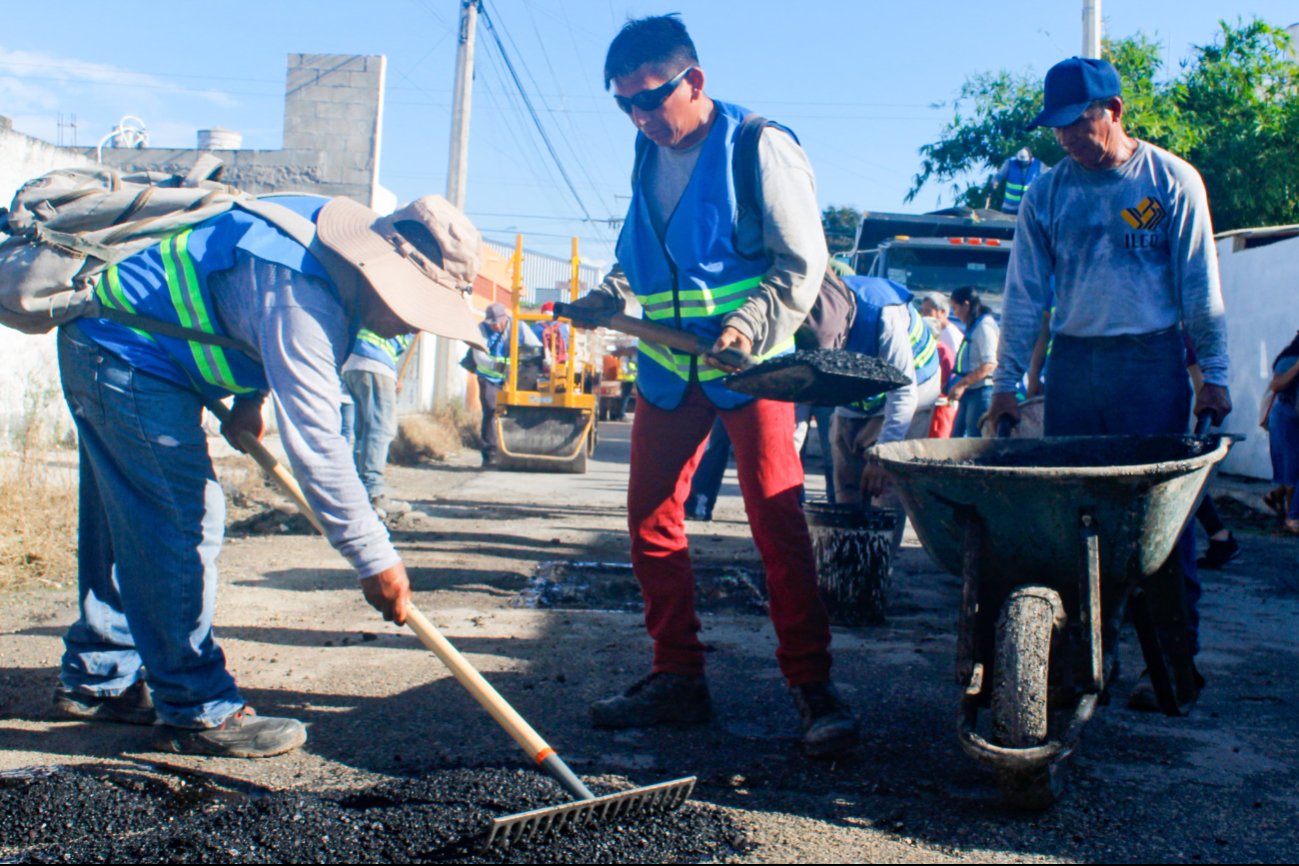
[596,115,828,357]
[993,140,1228,392]
[212,252,399,579]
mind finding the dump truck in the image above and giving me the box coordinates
[851,207,1016,310]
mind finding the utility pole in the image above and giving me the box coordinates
[432,0,481,406]
[1082,0,1102,59]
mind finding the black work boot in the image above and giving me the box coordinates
[52,680,157,726]
[153,706,307,758]
[590,673,712,728]
[792,681,860,758]
[1195,534,1240,570]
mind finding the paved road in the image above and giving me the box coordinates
[1,420,1297,862]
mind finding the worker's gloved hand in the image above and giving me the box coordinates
[1194,383,1232,427]
[560,292,624,330]
[361,562,412,626]
[220,396,266,452]
[986,391,1021,437]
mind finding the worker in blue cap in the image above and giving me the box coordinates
[986,57,1232,711]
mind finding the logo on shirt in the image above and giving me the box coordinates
[1121,197,1168,250]
[1121,197,1166,231]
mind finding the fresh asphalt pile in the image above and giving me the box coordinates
[724,349,907,406]
[1,764,746,864]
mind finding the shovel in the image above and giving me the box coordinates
[205,400,697,848]
[553,301,907,406]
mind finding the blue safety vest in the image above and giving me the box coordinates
[841,276,938,413]
[351,329,412,372]
[615,100,794,410]
[954,312,995,378]
[475,323,511,384]
[1002,159,1043,214]
[73,194,341,402]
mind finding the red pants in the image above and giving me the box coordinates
[628,384,832,685]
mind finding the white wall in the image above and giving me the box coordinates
[0,120,96,446]
[1215,233,1299,479]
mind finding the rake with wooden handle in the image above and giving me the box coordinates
[205,399,696,848]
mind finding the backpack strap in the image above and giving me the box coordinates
[93,305,258,355]
[732,113,770,226]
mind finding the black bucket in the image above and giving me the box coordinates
[804,502,898,625]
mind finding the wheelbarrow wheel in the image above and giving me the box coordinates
[992,585,1067,810]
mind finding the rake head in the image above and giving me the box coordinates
[484,775,697,850]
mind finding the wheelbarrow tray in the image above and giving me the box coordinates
[873,434,1232,587]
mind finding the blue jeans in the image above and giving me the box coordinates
[58,326,243,728]
[1269,398,1299,519]
[952,386,992,438]
[687,416,731,519]
[1044,328,1201,653]
[343,369,398,498]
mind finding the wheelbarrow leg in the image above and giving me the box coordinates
[955,507,985,690]
[1077,513,1104,694]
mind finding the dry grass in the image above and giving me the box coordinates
[389,403,481,465]
[0,462,78,591]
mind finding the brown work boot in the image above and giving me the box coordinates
[590,673,711,728]
[153,706,306,758]
[792,681,860,758]
[52,680,156,726]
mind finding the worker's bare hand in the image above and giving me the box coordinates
[220,398,265,452]
[706,327,752,374]
[861,461,892,498]
[986,392,1021,436]
[361,563,411,626]
[1194,383,1232,427]
[1025,377,1044,400]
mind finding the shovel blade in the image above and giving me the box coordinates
[484,775,696,850]
[724,349,909,406]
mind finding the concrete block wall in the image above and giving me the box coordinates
[0,53,391,448]
[282,54,386,207]
[0,117,97,446]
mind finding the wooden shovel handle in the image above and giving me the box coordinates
[404,606,557,764]
[204,398,565,773]
[553,303,755,371]
[204,399,327,535]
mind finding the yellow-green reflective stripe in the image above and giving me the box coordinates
[359,330,400,362]
[638,341,691,381]
[161,232,253,394]
[637,275,763,309]
[97,267,153,342]
[177,233,241,390]
[910,315,937,368]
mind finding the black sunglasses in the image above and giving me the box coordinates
[614,66,695,115]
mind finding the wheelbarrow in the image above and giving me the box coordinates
[873,432,1232,809]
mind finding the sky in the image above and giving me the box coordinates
[2,1,1296,266]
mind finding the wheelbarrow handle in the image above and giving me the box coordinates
[553,302,755,371]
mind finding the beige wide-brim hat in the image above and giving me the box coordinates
[316,194,486,349]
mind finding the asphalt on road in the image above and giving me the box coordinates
[1,419,1297,863]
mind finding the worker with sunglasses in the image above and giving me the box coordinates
[567,14,857,760]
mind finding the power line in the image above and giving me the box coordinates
[477,0,598,226]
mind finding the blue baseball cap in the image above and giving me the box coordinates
[1028,57,1122,130]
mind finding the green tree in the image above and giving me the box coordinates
[907,19,1299,231]
[822,206,861,255]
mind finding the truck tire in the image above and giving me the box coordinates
[992,585,1066,810]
